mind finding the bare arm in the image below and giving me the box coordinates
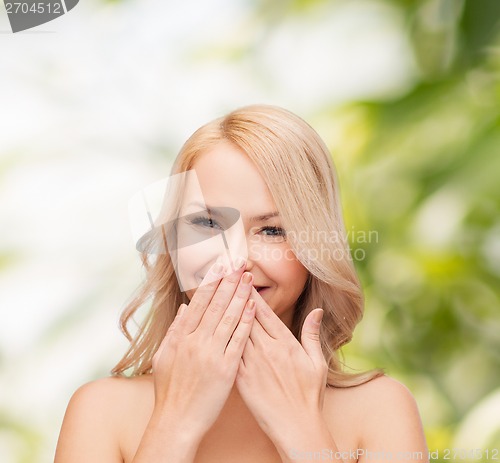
[55,260,255,463]
[54,377,203,463]
[357,376,429,463]
[132,260,255,462]
[54,378,124,463]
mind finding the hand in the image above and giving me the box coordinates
[151,259,256,440]
[235,287,328,444]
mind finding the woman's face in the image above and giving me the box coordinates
[180,141,309,329]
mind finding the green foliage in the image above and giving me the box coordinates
[3,0,499,459]
[333,0,500,447]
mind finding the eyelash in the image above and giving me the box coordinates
[188,215,286,237]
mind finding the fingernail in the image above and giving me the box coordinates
[234,256,246,269]
[313,309,324,325]
[242,272,253,284]
[246,299,255,312]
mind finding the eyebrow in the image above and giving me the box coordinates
[186,202,280,223]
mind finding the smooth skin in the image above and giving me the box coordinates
[150,259,254,438]
[236,285,328,452]
[183,141,311,330]
[54,270,428,463]
[55,259,257,462]
[132,259,257,461]
[54,142,428,462]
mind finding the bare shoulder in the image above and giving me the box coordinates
[326,374,420,412]
[71,375,129,403]
[55,375,154,463]
[72,374,152,402]
[349,374,417,405]
[65,375,152,419]
[324,375,428,461]
[353,375,424,425]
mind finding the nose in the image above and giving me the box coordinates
[242,234,258,273]
[243,256,254,273]
[224,216,258,274]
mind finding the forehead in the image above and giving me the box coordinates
[191,142,277,213]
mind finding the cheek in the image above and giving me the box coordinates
[286,263,309,291]
[173,247,203,292]
[172,236,233,292]
[271,256,309,316]
[270,246,308,289]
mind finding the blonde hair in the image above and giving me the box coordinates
[111,104,384,387]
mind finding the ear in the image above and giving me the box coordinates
[300,308,324,362]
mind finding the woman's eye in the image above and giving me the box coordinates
[190,216,222,230]
[260,226,286,238]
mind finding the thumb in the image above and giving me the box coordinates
[300,308,324,362]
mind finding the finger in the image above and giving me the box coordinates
[240,336,254,371]
[161,303,188,345]
[196,257,247,335]
[250,287,291,339]
[210,271,253,345]
[179,261,226,333]
[248,316,271,347]
[224,299,255,361]
[166,303,187,334]
[174,303,187,322]
[238,357,246,373]
[300,308,324,363]
[152,303,187,368]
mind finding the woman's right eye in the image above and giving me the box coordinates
[189,215,223,230]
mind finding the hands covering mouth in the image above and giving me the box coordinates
[197,272,269,293]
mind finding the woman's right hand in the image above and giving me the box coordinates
[150,258,255,441]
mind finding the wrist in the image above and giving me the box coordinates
[268,409,324,442]
[149,407,206,448]
[131,408,205,463]
[270,412,335,460]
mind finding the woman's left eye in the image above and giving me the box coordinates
[260,226,286,237]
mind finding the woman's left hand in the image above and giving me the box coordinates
[235,287,328,445]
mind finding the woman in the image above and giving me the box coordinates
[54,105,428,462]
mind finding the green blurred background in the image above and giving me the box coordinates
[0,0,499,461]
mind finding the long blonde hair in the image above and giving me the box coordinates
[111,104,384,387]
